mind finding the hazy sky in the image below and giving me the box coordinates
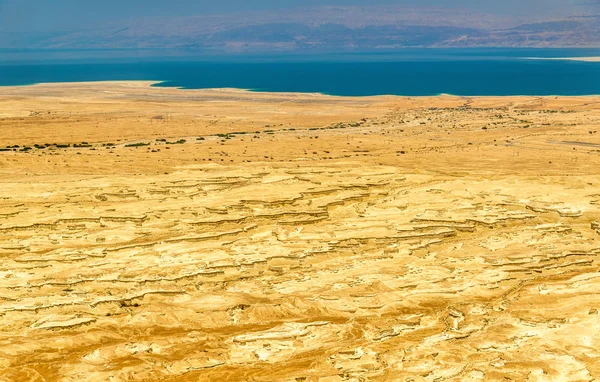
[0,0,595,32]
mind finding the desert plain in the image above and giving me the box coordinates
[1,82,600,381]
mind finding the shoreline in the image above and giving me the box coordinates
[1,80,600,98]
[525,56,600,62]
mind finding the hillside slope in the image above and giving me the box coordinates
[1,6,599,50]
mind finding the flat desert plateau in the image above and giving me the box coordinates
[1,82,600,381]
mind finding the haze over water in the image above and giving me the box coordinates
[1,49,599,96]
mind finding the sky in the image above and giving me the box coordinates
[0,0,594,32]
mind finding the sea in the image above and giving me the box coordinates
[1,48,599,96]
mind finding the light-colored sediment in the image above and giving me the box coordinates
[528,57,600,62]
[565,57,600,62]
[1,82,600,381]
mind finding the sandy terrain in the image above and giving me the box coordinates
[529,57,600,62]
[554,57,600,62]
[1,82,600,381]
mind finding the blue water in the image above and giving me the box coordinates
[1,49,599,96]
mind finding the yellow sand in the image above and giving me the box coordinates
[0,82,599,381]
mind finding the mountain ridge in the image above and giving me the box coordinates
[2,6,599,50]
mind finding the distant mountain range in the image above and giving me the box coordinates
[2,6,599,50]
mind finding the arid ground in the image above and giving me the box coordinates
[1,82,600,381]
